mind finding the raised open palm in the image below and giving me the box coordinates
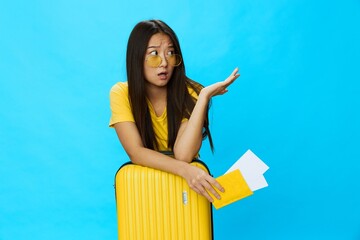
[201,67,240,99]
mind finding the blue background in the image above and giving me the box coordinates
[1,0,359,239]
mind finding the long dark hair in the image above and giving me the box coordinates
[126,20,213,151]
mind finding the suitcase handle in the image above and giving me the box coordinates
[115,151,210,177]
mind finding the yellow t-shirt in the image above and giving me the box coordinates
[109,82,198,151]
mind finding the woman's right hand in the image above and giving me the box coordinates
[180,164,225,202]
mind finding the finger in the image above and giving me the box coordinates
[216,89,228,96]
[192,173,217,202]
[230,67,240,79]
[212,181,225,193]
[197,185,215,202]
[222,79,235,90]
[201,180,221,200]
[196,174,223,200]
[191,183,214,202]
[233,67,240,77]
[231,67,239,77]
[206,176,225,193]
[224,70,240,86]
[190,185,201,195]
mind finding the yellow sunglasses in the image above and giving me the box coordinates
[145,54,182,68]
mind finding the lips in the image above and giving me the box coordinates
[158,71,168,80]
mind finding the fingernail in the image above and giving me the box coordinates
[217,195,221,200]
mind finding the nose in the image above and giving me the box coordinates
[158,54,168,68]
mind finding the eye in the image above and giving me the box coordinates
[149,50,158,56]
[167,50,175,56]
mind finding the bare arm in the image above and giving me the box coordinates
[113,68,239,201]
[114,122,186,174]
[173,68,240,162]
[114,121,223,202]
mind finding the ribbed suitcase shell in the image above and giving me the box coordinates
[114,160,213,240]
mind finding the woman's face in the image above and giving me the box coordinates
[143,33,175,90]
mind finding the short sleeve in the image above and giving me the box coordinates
[188,86,199,100]
[109,82,135,127]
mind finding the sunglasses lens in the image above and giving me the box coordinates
[168,54,182,66]
[146,56,162,67]
[146,54,182,67]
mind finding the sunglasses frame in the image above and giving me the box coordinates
[145,54,182,68]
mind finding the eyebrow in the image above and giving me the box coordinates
[147,45,174,49]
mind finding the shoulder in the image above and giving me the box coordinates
[109,81,134,126]
[110,82,129,100]
[110,81,128,94]
[109,82,130,104]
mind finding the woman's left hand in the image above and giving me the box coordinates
[180,164,225,202]
[200,67,240,99]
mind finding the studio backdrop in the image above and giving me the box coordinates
[0,0,359,239]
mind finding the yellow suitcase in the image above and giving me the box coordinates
[114,159,213,240]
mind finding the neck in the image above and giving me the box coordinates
[146,85,167,117]
[146,84,167,103]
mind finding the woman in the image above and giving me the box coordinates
[109,20,240,202]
